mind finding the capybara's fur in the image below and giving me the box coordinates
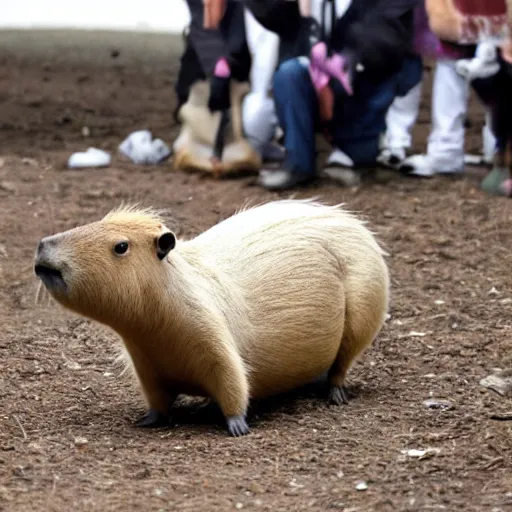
[34,200,389,436]
[172,79,262,176]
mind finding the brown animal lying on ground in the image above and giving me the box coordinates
[34,200,389,436]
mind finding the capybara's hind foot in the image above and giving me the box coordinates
[226,415,250,437]
[329,385,350,406]
[135,408,171,428]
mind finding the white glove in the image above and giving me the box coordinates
[119,130,171,165]
[456,42,500,80]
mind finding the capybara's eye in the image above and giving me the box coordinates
[113,241,129,256]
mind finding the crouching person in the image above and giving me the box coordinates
[241,0,422,190]
[173,0,263,176]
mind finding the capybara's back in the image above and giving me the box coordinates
[183,200,389,402]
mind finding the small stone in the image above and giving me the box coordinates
[355,481,368,491]
[82,126,90,137]
[254,500,263,507]
[248,482,263,494]
[103,372,113,377]
[489,287,500,296]
[480,369,512,397]
[408,331,426,337]
[403,448,440,459]
[27,442,43,454]
[423,399,454,410]
[74,437,88,447]
[434,300,445,305]
[154,489,163,497]
[0,181,17,193]
[134,468,150,480]
[235,503,243,509]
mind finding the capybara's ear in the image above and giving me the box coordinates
[155,231,176,260]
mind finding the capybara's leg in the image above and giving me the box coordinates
[205,348,250,437]
[328,282,387,405]
[327,337,362,406]
[134,371,177,428]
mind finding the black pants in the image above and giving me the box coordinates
[472,58,512,152]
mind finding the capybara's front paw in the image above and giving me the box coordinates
[134,408,170,428]
[328,385,350,406]
[226,415,250,437]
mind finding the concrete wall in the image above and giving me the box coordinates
[3,0,190,33]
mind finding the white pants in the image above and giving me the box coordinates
[242,9,280,154]
[383,59,496,164]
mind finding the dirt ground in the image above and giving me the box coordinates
[0,29,511,512]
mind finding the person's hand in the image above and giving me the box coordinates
[208,57,231,112]
[309,42,354,95]
[203,0,226,29]
[502,37,512,64]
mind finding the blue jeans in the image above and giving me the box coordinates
[273,55,423,177]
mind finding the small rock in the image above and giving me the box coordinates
[103,372,113,377]
[0,181,17,193]
[355,481,368,491]
[480,369,512,397]
[500,298,512,305]
[154,489,163,497]
[27,442,43,454]
[235,503,243,510]
[74,437,88,447]
[134,468,150,480]
[403,448,440,459]
[248,482,263,494]
[488,287,500,296]
[254,500,263,507]
[82,126,90,137]
[434,300,445,305]
[408,331,426,337]
[423,399,454,410]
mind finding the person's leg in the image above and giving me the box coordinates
[482,110,497,165]
[402,58,469,177]
[377,80,423,169]
[324,55,422,186]
[258,58,319,190]
[242,92,284,162]
[241,9,283,162]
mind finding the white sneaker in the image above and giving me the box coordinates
[377,147,406,169]
[400,153,464,177]
[322,149,361,187]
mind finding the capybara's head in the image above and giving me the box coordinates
[34,206,176,327]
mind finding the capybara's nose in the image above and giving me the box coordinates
[36,239,45,256]
[35,236,57,262]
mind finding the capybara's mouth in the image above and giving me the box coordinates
[34,264,67,294]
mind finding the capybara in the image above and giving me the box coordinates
[34,200,389,436]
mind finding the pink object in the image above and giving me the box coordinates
[214,57,231,78]
[309,42,353,96]
[500,179,512,196]
[413,2,466,59]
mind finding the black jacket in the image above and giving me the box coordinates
[244,0,418,84]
